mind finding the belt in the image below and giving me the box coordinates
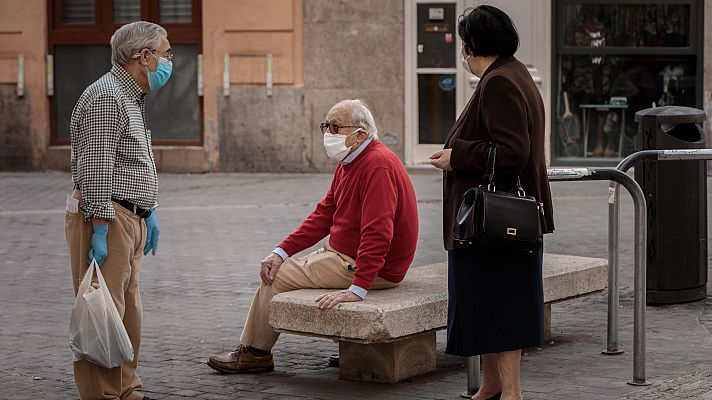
[112,198,152,218]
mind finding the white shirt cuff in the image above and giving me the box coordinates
[272,247,288,261]
[348,284,368,299]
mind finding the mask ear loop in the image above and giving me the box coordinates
[131,49,151,62]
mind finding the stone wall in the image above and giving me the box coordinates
[218,0,404,172]
[0,86,32,170]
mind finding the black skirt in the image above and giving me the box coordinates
[446,244,544,356]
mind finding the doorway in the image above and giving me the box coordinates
[405,0,471,164]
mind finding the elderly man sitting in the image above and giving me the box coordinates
[208,99,419,373]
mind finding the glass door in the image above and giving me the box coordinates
[406,1,465,164]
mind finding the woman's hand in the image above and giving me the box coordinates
[430,149,453,171]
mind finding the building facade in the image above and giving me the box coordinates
[0,0,710,172]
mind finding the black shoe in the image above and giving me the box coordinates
[486,393,501,400]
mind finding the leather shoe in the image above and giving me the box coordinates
[207,344,274,374]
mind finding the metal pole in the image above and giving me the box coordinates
[629,176,648,386]
[461,356,480,398]
[602,151,657,355]
[548,167,649,385]
[603,180,624,355]
[605,149,712,356]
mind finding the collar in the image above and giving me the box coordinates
[341,136,374,165]
[111,63,145,101]
[480,55,516,80]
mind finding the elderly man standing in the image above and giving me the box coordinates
[208,99,419,373]
[65,21,172,400]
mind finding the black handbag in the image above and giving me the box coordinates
[452,144,543,251]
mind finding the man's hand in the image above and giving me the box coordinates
[315,290,362,310]
[429,149,453,171]
[143,211,160,256]
[260,253,284,285]
[87,222,109,266]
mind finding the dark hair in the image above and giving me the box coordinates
[457,5,519,57]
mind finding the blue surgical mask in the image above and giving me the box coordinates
[147,52,172,90]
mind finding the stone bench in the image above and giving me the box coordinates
[268,253,607,383]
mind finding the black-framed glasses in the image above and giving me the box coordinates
[320,122,361,135]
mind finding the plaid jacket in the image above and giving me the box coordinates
[70,64,158,221]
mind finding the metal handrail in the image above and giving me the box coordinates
[605,149,712,357]
[549,168,648,386]
[462,167,649,394]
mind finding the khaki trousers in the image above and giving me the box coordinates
[240,243,399,350]
[65,190,146,400]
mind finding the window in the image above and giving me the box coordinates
[552,1,703,163]
[61,0,96,24]
[48,0,202,145]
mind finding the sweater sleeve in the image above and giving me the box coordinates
[450,74,530,176]
[351,167,398,290]
[277,175,337,257]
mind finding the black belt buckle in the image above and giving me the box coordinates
[136,207,152,219]
[113,198,152,218]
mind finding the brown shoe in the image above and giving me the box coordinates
[207,345,274,374]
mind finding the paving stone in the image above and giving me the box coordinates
[0,172,711,399]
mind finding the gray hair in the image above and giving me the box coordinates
[110,21,167,66]
[334,99,379,140]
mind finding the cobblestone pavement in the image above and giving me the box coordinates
[1,170,711,400]
[619,368,712,399]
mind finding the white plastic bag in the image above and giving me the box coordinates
[69,260,134,368]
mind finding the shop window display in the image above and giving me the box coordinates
[553,2,701,162]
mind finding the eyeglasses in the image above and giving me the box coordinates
[132,48,174,62]
[151,48,173,62]
[320,122,361,135]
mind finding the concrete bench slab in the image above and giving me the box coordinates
[269,253,607,383]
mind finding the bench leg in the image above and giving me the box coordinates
[338,331,436,383]
[544,303,552,342]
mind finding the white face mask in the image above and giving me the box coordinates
[460,45,474,75]
[323,129,362,162]
[459,54,474,75]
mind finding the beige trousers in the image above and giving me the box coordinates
[239,243,399,350]
[65,190,146,400]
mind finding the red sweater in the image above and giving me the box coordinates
[277,140,418,290]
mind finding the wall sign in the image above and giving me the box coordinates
[439,75,455,92]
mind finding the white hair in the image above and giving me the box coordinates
[110,21,167,66]
[334,99,379,140]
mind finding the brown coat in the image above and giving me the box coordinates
[443,56,554,251]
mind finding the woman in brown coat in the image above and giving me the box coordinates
[430,6,555,400]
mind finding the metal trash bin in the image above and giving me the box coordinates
[634,106,708,305]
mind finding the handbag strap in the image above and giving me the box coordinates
[484,142,527,196]
[484,144,496,190]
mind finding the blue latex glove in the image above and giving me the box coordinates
[87,224,109,266]
[143,211,160,256]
